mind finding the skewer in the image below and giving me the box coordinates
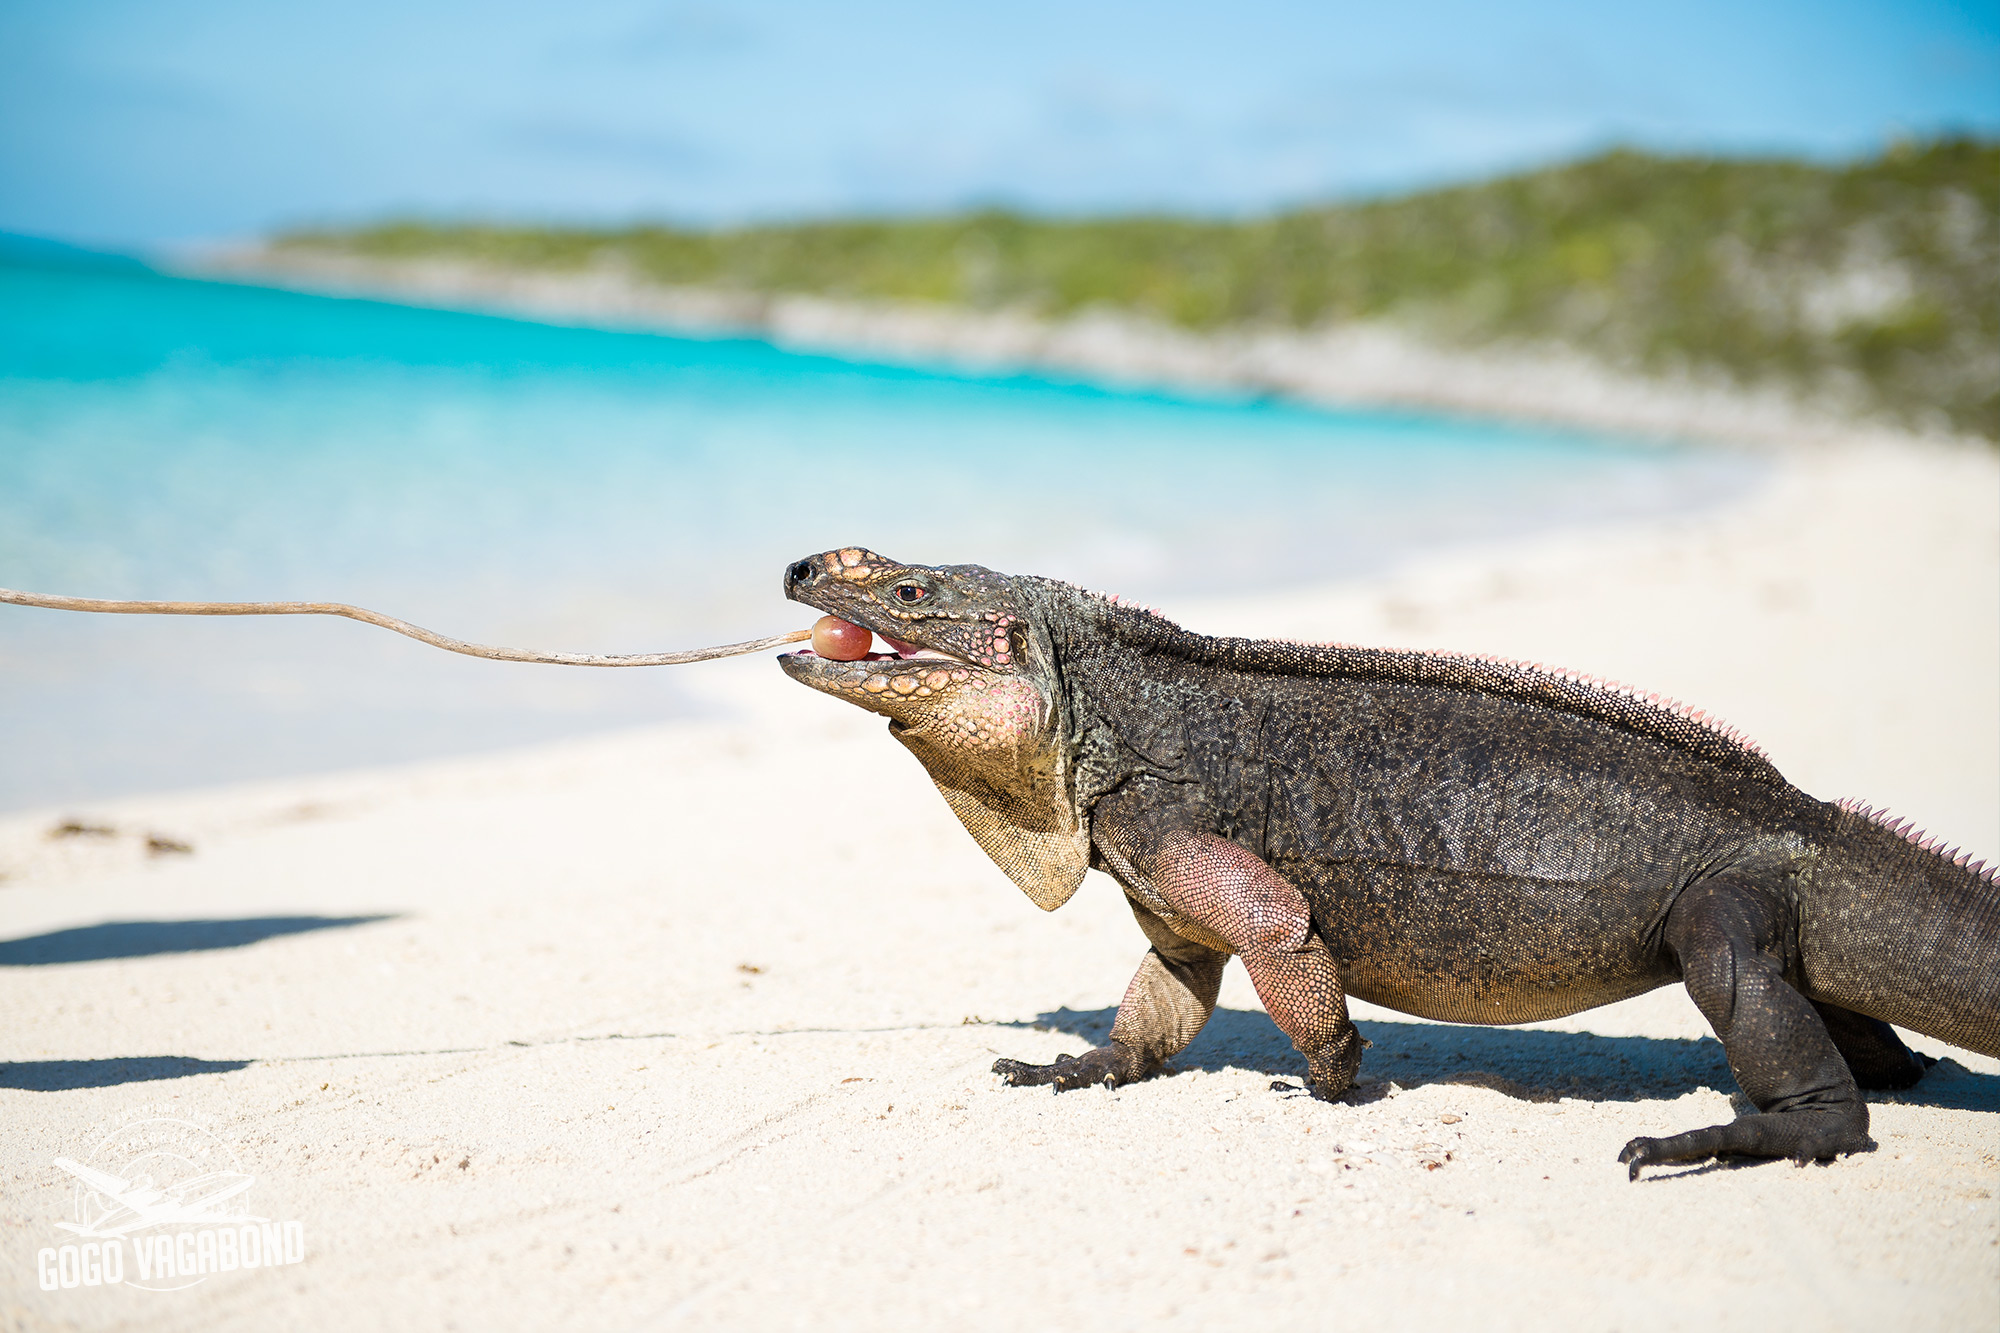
[0,587,809,666]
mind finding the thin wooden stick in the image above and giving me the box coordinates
[0,587,809,666]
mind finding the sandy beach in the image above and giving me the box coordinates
[2,389,1994,1330]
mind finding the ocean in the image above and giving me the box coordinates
[0,247,1761,812]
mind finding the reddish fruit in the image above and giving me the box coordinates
[812,615,874,661]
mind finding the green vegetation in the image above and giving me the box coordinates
[282,140,1999,438]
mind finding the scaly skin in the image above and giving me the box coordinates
[779,548,2000,1179]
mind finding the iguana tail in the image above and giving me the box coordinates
[1800,802,2000,1058]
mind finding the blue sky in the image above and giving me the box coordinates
[3,0,1997,248]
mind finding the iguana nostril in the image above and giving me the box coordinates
[787,561,814,585]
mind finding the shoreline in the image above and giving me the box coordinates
[182,246,1987,455]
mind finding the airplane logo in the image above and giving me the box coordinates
[52,1157,265,1238]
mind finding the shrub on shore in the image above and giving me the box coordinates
[279,140,1999,440]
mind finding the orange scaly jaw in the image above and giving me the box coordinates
[777,547,1048,742]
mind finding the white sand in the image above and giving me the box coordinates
[3,424,1996,1323]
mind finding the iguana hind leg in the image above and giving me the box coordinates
[994,899,1226,1090]
[1810,1000,1934,1090]
[1620,876,1871,1180]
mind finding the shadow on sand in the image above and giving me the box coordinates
[0,915,396,965]
[1014,1004,2000,1114]
[0,1056,256,1091]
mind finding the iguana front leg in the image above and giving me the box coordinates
[996,787,1367,1097]
[994,898,1226,1090]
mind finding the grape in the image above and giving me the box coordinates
[812,615,874,661]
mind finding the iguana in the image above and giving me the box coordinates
[778,546,2000,1178]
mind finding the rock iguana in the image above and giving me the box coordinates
[778,546,1999,1177]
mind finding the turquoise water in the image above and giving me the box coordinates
[0,251,1759,811]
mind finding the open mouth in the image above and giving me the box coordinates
[783,616,967,666]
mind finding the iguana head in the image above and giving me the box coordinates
[779,547,1090,910]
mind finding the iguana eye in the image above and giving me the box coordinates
[893,584,927,604]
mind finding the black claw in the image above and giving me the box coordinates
[1619,1136,1661,1181]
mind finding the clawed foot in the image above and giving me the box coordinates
[993,1042,1149,1092]
[1618,1111,1872,1180]
[1303,1023,1369,1102]
[1617,1135,1705,1182]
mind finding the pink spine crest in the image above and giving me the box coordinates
[1399,645,1769,759]
[1084,588,1165,619]
[1835,798,1996,883]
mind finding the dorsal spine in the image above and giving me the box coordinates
[1835,799,1997,884]
[1055,580,1782,783]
